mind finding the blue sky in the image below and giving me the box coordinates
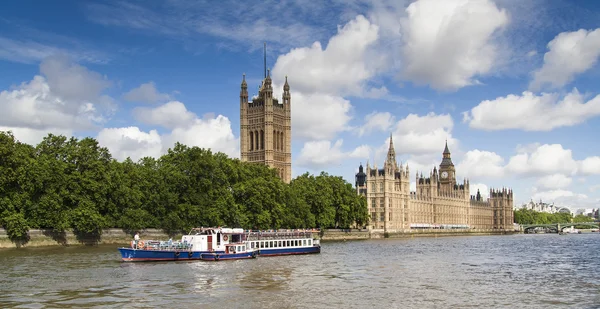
[1,0,599,210]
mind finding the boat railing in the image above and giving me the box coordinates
[244,229,320,240]
[143,240,193,251]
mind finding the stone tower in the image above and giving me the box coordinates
[239,67,292,183]
[438,140,456,190]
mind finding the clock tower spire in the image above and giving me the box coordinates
[439,140,456,188]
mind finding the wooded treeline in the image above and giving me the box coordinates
[0,131,368,243]
[514,208,595,225]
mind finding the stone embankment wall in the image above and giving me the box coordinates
[320,228,518,241]
[0,228,519,248]
[0,228,173,249]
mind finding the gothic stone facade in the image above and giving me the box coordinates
[239,70,292,183]
[355,137,514,231]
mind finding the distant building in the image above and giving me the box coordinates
[517,200,571,214]
[355,137,514,232]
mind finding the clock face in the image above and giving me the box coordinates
[441,171,448,179]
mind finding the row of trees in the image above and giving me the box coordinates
[0,131,368,244]
[514,208,596,225]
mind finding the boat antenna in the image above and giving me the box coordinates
[263,42,267,79]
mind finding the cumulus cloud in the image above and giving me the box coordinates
[535,174,573,190]
[133,101,196,129]
[0,55,114,145]
[463,89,600,131]
[96,127,163,161]
[530,189,591,208]
[506,144,579,176]
[98,102,239,161]
[392,112,456,155]
[356,111,395,137]
[456,150,505,179]
[530,28,600,91]
[289,92,352,140]
[272,15,379,96]
[124,81,171,104]
[270,15,383,142]
[579,156,600,175]
[297,139,370,169]
[399,0,508,91]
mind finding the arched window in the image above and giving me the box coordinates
[254,130,259,150]
[249,131,254,151]
[280,132,284,151]
[273,130,277,150]
[260,130,264,150]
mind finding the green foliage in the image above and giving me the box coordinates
[3,212,30,242]
[514,208,574,224]
[572,214,595,223]
[0,130,369,238]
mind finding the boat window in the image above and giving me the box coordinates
[308,239,312,245]
[260,241,264,248]
[295,240,298,246]
[303,239,306,246]
[269,241,273,248]
[286,240,290,246]
[278,241,281,247]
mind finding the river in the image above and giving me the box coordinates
[1,233,599,308]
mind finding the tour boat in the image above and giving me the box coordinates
[117,227,321,262]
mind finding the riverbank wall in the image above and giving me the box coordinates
[320,228,519,241]
[1,228,520,248]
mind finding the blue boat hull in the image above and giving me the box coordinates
[118,248,224,262]
[200,252,257,261]
[257,245,321,256]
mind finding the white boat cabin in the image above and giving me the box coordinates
[181,227,245,252]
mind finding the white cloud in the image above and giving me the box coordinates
[0,55,114,145]
[530,28,600,91]
[97,127,162,161]
[392,112,456,155]
[579,156,600,175]
[272,15,379,96]
[536,174,573,190]
[297,139,370,169]
[0,126,72,146]
[463,89,600,131]
[530,189,591,209]
[98,102,239,160]
[589,184,600,193]
[162,115,239,158]
[469,183,489,199]
[290,92,352,140]
[133,101,196,129]
[357,111,395,137]
[269,15,387,141]
[39,54,111,102]
[399,0,509,91]
[124,81,170,104]
[506,144,578,176]
[456,150,505,179]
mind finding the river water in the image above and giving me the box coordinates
[1,233,599,309]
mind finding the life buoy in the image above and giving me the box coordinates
[223,235,228,241]
[175,251,180,258]
[188,251,193,258]
[214,254,220,261]
[251,251,256,258]
[137,240,145,249]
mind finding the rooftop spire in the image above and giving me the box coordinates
[263,42,267,79]
[443,139,450,154]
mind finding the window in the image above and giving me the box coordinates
[380,198,384,207]
[308,239,312,246]
[303,239,307,246]
[380,183,384,192]
[371,212,376,221]
[389,212,392,221]
[371,198,376,208]
[380,213,385,222]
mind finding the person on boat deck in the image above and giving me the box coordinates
[134,233,140,249]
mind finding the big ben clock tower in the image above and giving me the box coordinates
[439,140,456,188]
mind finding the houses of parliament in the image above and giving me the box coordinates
[239,67,292,184]
[355,137,514,231]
